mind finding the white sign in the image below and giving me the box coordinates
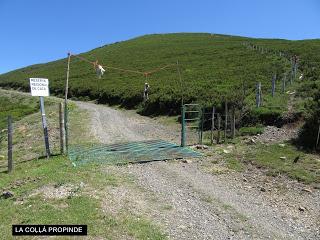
[29,78,49,97]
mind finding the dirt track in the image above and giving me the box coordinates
[77,101,180,144]
[77,101,320,240]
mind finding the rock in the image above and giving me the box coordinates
[223,149,231,154]
[260,187,266,192]
[302,188,312,193]
[293,155,300,163]
[313,184,320,190]
[250,138,256,144]
[242,177,248,182]
[195,144,209,150]
[279,157,287,160]
[298,206,306,212]
[1,191,14,199]
[182,159,192,164]
[279,144,286,147]
[80,182,85,188]
[178,225,187,230]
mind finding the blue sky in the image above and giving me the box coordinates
[0,0,319,74]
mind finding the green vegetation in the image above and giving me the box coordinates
[0,90,63,166]
[238,125,264,136]
[1,33,320,143]
[226,157,244,172]
[0,33,311,116]
[1,33,319,145]
[0,91,167,239]
[0,156,167,239]
[203,139,319,184]
[0,94,38,129]
[245,143,320,184]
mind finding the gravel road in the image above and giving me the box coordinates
[77,101,180,144]
[77,101,320,240]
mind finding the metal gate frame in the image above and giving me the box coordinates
[181,104,203,146]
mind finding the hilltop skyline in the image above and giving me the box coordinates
[0,0,319,74]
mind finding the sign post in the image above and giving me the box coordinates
[29,78,50,158]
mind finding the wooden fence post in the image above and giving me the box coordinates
[7,116,13,173]
[181,105,186,147]
[231,108,236,139]
[256,82,261,107]
[217,113,221,144]
[65,52,71,154]
[224,101,228,142]
[59,103,65,154]
[316,124,320,150]
[282,73,286,94]
[200,108,204,145]
[272,74,276,97]
[210,107,215,144]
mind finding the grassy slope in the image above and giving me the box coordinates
[0,157,166,239]
[0,93,166,239]
[2,33,318,116]
[0,94,38,129]
[0,90,63,165]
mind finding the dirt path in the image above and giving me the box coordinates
[77,101,180,144]
[77,101,320,240]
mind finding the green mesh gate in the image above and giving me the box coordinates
[181,104,203,146]
[68,139,202,166]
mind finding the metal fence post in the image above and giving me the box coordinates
[40,96,50,158]
[7,116,13,173]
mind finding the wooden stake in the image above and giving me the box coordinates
[282,73,286,94]
[231,107,236,139]
[181,105,186,147]
[210,106,215,144]
[176,61,184,106]
[256,82,261,107]
[224,101,228,142]
[316,124,320,150]
[272,74,276,97]
[200,108,204,145]
[7,116,13,173]
[64,53,71,154]
[217,113,221,144]
[59,103,65,154]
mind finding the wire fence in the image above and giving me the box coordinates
[0,105,61,172]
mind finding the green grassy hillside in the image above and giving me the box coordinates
[0,93,38,129]
[0,33,319,118]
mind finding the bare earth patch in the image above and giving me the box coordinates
[29,184,78,199]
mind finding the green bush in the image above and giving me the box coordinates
[239,125,264,136]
